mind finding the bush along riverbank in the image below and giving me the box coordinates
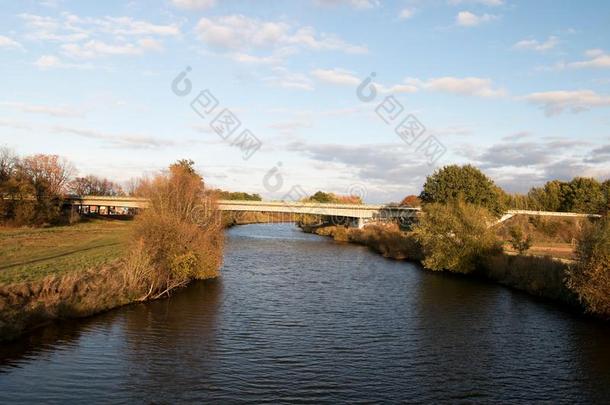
[299,204,609,320]
[0,160,224,342]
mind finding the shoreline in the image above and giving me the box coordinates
[299,223,587,317]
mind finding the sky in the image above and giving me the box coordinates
[0,0,609,203]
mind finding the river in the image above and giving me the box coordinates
[1,223,609,403]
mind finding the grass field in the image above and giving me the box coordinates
[0,218,132,284]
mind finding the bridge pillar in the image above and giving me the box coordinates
[349,217,365,229]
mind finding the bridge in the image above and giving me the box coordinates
[66,196,420,228]
[66,196,602,229]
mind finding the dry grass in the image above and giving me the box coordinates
[0,262,130,341]
[306,223,423,261]
[481,254,576,305]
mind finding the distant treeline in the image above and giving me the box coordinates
[416,164,609,216]
[506,178,610,214]
[303,190,363,204]
[209,189,262,201]
[0,148,125,226]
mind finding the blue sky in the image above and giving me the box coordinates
[0,0,609,202]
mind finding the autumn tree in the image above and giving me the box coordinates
[19,154,74,197]
[400,195,422,207]
[419,165,506,216]
[126,159,223,299]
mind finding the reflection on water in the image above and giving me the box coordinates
[1,223,609,403]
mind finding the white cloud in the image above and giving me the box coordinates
[398,8,415,20]
[523,90,610,116]
[310,68,418,94]
[311,68,360,86]
[52,125,176,149]
[448,0,503,6]
[376,83,419,94]
[0,35,23,50]
[513,36,558,52]
[195,15,367,56]
[269,117,313,135]
[34,54,92,69]
[20,13,180,41]
[568,49,610,69]
[413,76,506,98]
[1,101,84,117]
[313,0,379,9]
[20,13,179,62]
[170,0,216,9]
[456,11,497,27]
[61,38,163,58]
[265,67,314,91]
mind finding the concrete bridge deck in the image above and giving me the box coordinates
[66,196,601,224]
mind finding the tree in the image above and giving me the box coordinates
[602,180,610,215]
[128,160,223,300]
[307,191,335,203]
[412,201,501,274]
[400,195,422,207]
[566,217,610,318]
[561,177,605,214]
[508,225,532,254]
[527,180,564,211]
[69,175,124,196]
[19,154,75,197]
[419,164,506,216]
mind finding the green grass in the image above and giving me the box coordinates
[0,218,132,284]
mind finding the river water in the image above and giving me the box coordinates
[1,223,609,403]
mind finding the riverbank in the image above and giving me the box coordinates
[300,223,581,311]
[0,214,222,342]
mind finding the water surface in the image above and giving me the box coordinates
[1,223,609,403]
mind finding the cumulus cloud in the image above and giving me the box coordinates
[170,0,216,9]
[265,67,314,91]
[194,15,367,57]
[286,140,434,188]
[413,76,506,98]
[34,54,92,69]
[0,35,23,50]
[455,11,498,27]
[523,90,610,116]
[586,144,610,164]
[309,69,419,93]
[269,117,313,135]
[448,0,503,5]
[20,13,179,62]
[313,0,379,9]
[311,68,360,86]
[398,8,416,19]
[61,38,163,58]
[513,36,559,52]
[467,138,609,192]
[568,49,610,69]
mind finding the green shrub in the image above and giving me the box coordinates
[566,218,610,318]
[509,225,532,254]
[413,201,502,273]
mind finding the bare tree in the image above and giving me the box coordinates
[20,154,76,196]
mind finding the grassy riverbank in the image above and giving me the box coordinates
[0,218,131,284]
[0,218,135,341]
[301,223,580,310]
[0,161,225,342]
